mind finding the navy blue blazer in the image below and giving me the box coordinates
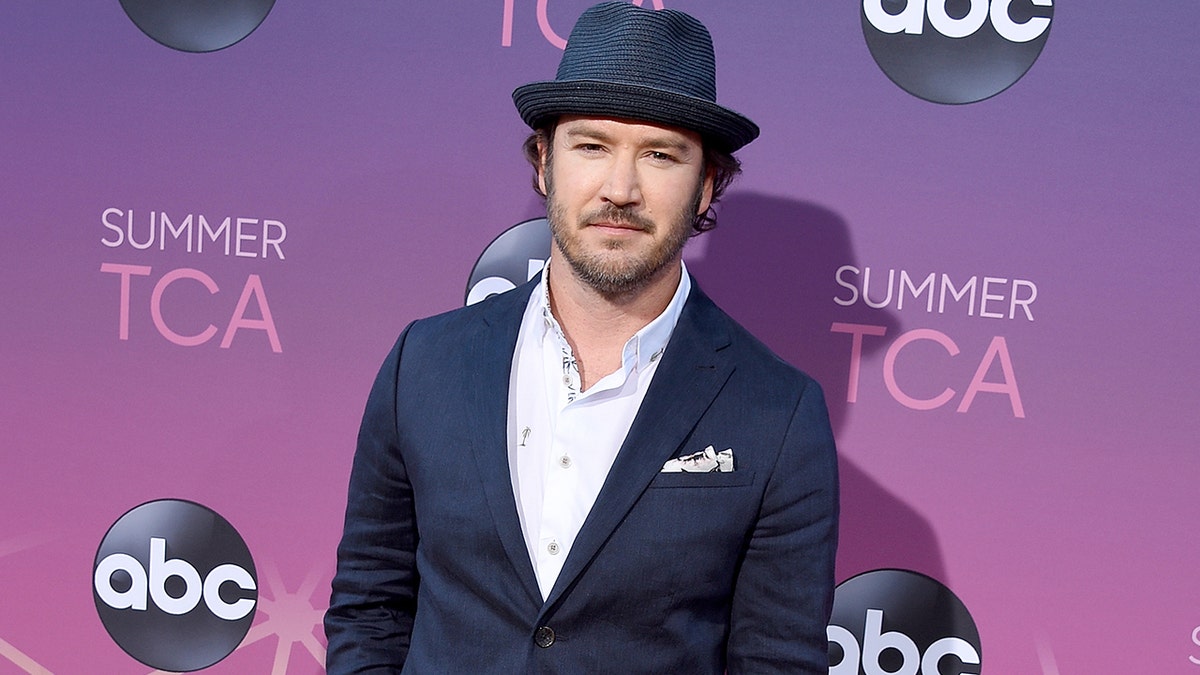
[325,278,838,674]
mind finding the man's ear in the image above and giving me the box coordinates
[697,165,716,215]
[536,137,550,195]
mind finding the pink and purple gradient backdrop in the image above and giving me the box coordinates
[2,2,1198,673]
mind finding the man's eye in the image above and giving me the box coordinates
[648,151,676,162]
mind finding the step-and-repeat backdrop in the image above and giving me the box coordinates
[3,2,1197,673]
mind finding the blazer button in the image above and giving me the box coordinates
[534,626,555,648]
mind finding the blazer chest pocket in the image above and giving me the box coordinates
[647,470,756,489]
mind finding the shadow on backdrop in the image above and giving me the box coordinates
[686,191,946,582]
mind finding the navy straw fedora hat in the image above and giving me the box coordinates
[512,2,759,152]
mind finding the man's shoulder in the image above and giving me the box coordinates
[404,279,534,340]
[685,283,820,390]
[375,281,533,377]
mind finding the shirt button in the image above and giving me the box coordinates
[534,625,555,648]
[558,455,572,469]
[562,375,572,386]
[547,541,560,555]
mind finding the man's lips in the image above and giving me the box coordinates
[587,220,648,232]
[581,206,655,233]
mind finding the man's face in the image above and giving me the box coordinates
[540,115,713,298]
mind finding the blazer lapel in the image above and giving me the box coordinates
[464,280,543,608]
[540,284,734,613]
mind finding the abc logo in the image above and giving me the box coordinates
[861,0,1054,104]
[93,499,257,672]
[120,0,275,53]
[828,569,981,675]
[465,218,553,306]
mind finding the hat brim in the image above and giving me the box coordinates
[513,80,759,152]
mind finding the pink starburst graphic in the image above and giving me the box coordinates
[235,562,327,674]
[147,562,327,675]
[1,534,56,675]
[0,637,52,675]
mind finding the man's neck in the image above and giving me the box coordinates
[546,256,682,391]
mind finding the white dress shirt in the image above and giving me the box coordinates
[507,262,692,600]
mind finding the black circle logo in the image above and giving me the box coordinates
[93,499,257,672]
[862,0,1053,104]
[464,218,553,306]
[120,0,275,53]
[828,569,981,675]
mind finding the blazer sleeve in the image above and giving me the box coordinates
[726,377,839,674]
[324,325,418,674]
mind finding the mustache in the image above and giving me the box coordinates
[582,204,655,233]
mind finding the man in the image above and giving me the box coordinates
[325,3,838,673]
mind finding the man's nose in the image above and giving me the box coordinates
[599,157,642,207]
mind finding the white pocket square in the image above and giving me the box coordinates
[661,445,734,473]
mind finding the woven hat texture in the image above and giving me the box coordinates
[512,2,759,151]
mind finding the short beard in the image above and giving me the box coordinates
[546,175,703,300]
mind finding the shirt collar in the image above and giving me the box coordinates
[532,260,692,374]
